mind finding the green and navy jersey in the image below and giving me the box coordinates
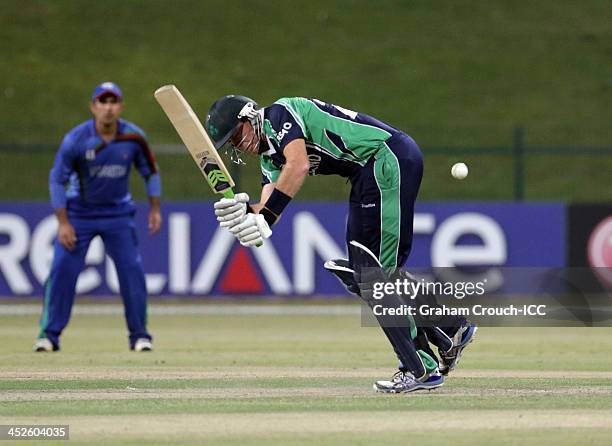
[49,119,161,218]
[259,97,401,184]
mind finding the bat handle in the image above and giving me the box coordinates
[221,188,262,247]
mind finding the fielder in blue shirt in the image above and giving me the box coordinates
[34,82,162,352]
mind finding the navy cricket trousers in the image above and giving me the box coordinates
[39,215,151,349]
[345,132,438,378]
[346,132,463,376]
[346,131,423,270]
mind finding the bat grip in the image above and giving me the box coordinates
[221,188,261,247]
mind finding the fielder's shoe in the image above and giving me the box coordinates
[438,323,478,375]
[133,338,153,352]
[32,338,58,352]
[373,370,444,393]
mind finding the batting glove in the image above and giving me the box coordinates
[230,213,272,247]
[214,192,250,229]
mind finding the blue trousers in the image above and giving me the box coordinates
[39,215,151,349]
[347,132,423,270]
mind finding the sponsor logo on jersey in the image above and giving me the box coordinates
[85,149,96,161]
[89,165,127,178]
[307,154,321,175]
[276,122,293,142]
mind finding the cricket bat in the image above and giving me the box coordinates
[154,85,235,198]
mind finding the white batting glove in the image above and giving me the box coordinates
[214,192,250,229]
[230,213,272,247]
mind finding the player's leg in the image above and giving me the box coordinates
[35,219,95,351]
[400,268,477,374]
[347,160,440,392]
[323,257,448,360]
[100,216,152,351]
[360,142,444,390]
[383,133,477,375]
[323,258,361,295]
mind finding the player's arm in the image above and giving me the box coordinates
[271,138,309,197]
[221,103,308,246]
[226,141,309,247]
[249,183,275,213]
[147,196,162,235]
[54,208,75,250]
[215,152,280,227]
[132,135,162,235]
[49,135,77,250]
[257,138,309,226]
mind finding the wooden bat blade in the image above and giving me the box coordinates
[154,85,235,195]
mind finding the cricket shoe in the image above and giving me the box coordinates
[32,338,58,352]
[438,323,478,375]
[133,338,153,352]
[373,370,444,394]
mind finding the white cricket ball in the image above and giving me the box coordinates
[451,162,469,180]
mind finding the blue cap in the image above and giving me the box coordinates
[91,82,123,101]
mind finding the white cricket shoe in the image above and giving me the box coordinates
[374,370,444,393]
[133,338,153,352]
[32,338,55,352]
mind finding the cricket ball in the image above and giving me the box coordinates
[451,162,469,180]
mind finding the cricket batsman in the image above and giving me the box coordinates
[206,95,476,392]
[33,82,162,353]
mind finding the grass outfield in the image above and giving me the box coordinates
[1,305,612,445]
[2,1,612,202]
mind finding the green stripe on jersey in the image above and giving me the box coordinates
[260,156,282,183]
[274,98,391,165]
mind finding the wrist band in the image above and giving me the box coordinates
[259,207,278,226]
[265,188,292,216]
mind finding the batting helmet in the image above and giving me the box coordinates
[205,95,260,150]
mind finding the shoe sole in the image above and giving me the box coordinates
[33,339,58,352]
[373,380,444,394]
[134,346,153,352]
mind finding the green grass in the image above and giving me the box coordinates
[69,431,612,446]
[1,308,611,444]
[1,0,611,201]
[30,431,612,446]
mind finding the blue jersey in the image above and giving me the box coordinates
[49,119,161,218]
